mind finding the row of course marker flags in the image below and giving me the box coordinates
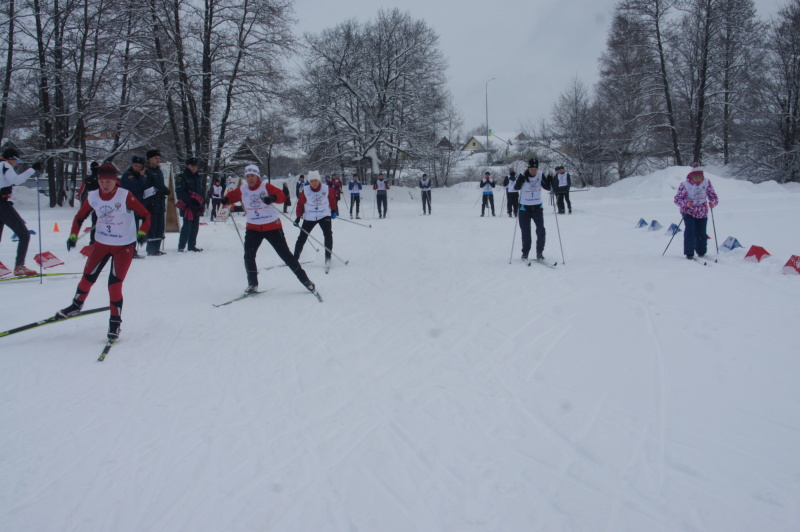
[637,219,799,275]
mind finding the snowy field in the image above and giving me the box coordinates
[1,167,799,531]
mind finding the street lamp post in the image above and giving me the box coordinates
[485,77,495,162]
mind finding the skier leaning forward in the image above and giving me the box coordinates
[57,163,151,340]
[220,164,316,295]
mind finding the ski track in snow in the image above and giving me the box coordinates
[2,170,800,531]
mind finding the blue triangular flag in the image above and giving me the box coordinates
[636,218,648,228]
[665,223,682,236]
[10,229,36,242]
[722,236,742,251]
[649,220,663,231]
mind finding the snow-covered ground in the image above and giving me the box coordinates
[1,167,799,531]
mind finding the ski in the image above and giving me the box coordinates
[213,289,272,307]
[0,306,110,338]
[691,256,717,266]
[98,339,116,362]
[527,258,558,268]
[309,289,323,302]
[0,272,82,283]
[263,261,312,271]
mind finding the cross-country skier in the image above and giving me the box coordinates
[514,159,552,261]
[419,174,432,215]
[373,173,390,218]
[56,163,151,340]
[294,171,337,272]
[0,147,41,276]
[674,163,719,260]
[480,171,496,217]
[503,168,519,218]
[348,174,362,218]
[220,164,316,295]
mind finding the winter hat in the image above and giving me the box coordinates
[555,165,565,171]
[96,163,120,181]
[146,149,161,159]
[244,164,260,178]
[2,147,20,160]
[688,162,704,179]
[307,170,321,183]
[185,156,198,166]
[131,155,145,165]
[528,158,539,168]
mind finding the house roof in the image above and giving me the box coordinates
[461,132,525,151]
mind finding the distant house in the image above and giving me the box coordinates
[460,132,527,152]
[436,137,455,151]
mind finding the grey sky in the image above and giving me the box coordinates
[293,0,785,136]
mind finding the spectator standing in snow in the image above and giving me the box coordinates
[219,164,315,294]
[553,165,572,214]
[294,171,337,271]
[514,159,552,261]
[373,173,390,218]
[348,174,363,218]
[119,155,148,258]
[674,163,719,260]
[503,168,519,217]
[176,157,205,252]
[0,147,39,276]
[57,163,151,340]
[419,173,432,215]
[480,171,496,217]
[142,149,170,256]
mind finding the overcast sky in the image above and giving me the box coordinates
[293,0,785,137]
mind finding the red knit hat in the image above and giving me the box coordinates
[97,163,120,181]
[688,162,704,179]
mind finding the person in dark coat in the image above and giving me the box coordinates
[514,159,552,261]
[176,157,205,252]
[479,171,496,217]
[0,147,39,275]
[503,168,519,217]
[142,149,170,256]
[119,155,148,257]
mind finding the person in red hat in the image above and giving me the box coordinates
[56,163,151,341]
[674,162,719,260]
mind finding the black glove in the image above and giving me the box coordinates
[190,198,202,208]
[262,194,276,205]
[220,196,229,205]
[137,231,147,245]
[66,235,77,251]
[32,161,43,172]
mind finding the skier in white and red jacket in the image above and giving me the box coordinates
[674,163,719,260]
[220,164,315,295]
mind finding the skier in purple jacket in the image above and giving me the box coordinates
[674,163,719,260]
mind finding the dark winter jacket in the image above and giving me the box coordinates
[176,167,204,217]
[514,170,553,191]
[119,167,147,203]
[143,163,170,213]
[480,178,496,193]
[503,172,518,190]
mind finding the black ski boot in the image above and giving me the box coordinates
[108,316,122,341]
[57,301,84,319]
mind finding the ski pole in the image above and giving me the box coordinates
[277,210,349,265]
[710,206,718,254]
[473,193,481,208]
[550,193,566,265]
[508,216,519,264]
[336,217,371,229]
[288,214,319,252]
[229,207,244,246]
[35,169,43,282]
[662,216,684,256]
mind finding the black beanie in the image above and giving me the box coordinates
[528,158,539,168]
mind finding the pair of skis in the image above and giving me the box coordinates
[0,306,116,361]
[527,257,558,268]
[0,272,82,283]
[213,285,323,306]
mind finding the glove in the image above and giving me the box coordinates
[519,204,525,211]
[331,211,338,219]
[32,161,43,172]
[262,194,276,205]
[220,196,229,205]
[66,234,78,251]
[294,217,300,227]
[137,231,147,245]
[190,198,202,208]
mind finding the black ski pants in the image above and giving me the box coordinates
[421,190,431,214]
[294,217,333,261]
[481,194,495,216]
[556,191,572,213]
[376,192,388,217]
[0,200,30,266]
[519,204,545,257]
[506,191,519,217]
[244,228,311,288]
[350,194,361,216]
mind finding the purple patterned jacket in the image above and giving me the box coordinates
[674,176,719,218]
